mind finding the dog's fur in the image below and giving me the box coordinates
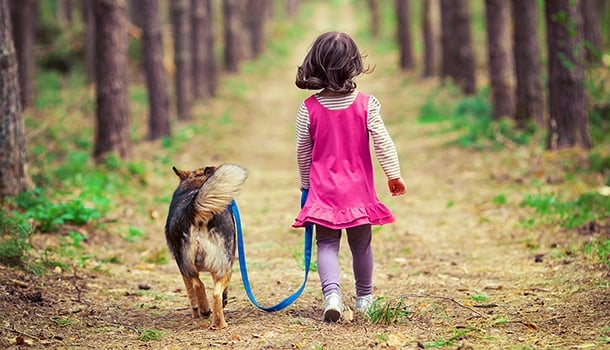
[165,163,247,329]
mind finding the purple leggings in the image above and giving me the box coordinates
[315,224,373,298]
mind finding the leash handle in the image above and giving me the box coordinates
[233,189,313,312]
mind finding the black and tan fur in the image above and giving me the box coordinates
[165,163,247,329]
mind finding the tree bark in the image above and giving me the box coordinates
[485,0,515,119]
[422,0,440,77]
[581,0,603,64]
[367,0,380,38]
[81,0,96,82]
[94,0,131,162]
[511,0,544,127]
[171,0,193,120]
[395,0,414,70]
[545,0,590,150]
[223,0,242,72]
[0,0,31,197]
[203,0,217,97]
[247,0,267,59]
[140,0,170,140]
[440,0,476,94]
[9,0,36,108]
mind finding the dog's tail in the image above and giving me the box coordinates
[193,164,248,222]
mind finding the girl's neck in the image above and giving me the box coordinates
[319,89,354,97]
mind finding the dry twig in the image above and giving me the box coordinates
[401,293,488,318]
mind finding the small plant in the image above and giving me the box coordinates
[292,249,317,272]
[366,297,411,325]
[0,210,32,267]
[121,226,144,243]
[51,317,75,327]
[583,239,610,266]
[422,327,474,348]
[139,328,163,342]
[470,294,489,302]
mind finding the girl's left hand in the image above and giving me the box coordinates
[388,178,407,196]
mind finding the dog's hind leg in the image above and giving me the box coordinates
[182,274,211,318]
[210,272,231,330]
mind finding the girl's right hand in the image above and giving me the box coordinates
[388,178,407,196]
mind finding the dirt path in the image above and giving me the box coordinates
[2,1,608,349]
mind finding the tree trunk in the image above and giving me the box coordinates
[545,0,590,150]
[286,0,299,18]
[9,0,36,108]
[94,0,131,162]
[247,0,267,59]
[367,0,380,38]
[203,0,217,97]
[440,0,476,94]
[582,0,603,64]
[192,0,207,100]
[140,0,170,140]
[223,0,242,72]
[511,0,544,127]
[171,0,193,120]
[81,0,96,82]
[422,0,440,77]
[395,0,414,70]
[0,0,31,197]
[485,0,515,119]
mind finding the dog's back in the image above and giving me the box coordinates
[165,164,247,329]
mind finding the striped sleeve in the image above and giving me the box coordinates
[367,95,402,180]
[295,101,312,189]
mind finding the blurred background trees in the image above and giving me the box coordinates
[1,0,609,197]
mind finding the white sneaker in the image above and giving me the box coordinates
[323,293,343,322]
[355,295,373,313]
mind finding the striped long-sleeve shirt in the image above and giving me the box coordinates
[296,92,402,189]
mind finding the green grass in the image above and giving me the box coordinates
[366,297,411,325]
[417,88,537,151]
[139,328,163,342]
[521,191,610,230]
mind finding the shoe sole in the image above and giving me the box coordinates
[324,308,341,322]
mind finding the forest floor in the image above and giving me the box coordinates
[2,1,609,349]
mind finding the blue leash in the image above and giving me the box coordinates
[231,189,313,312]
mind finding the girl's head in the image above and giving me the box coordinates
[295,32,371,93]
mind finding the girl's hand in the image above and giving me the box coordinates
[388,178,407,196]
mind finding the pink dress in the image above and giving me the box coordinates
[293,92,395,229]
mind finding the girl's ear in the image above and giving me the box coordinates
[172,166,190,181]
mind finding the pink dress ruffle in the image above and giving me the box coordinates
[294,203,394,230]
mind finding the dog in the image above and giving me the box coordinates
[165,163,247,329]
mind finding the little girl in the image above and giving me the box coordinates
[293,31,407,322]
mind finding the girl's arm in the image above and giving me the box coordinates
[367,95,402,181]
[296,102,313,189]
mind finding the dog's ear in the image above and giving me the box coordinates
[172,166,190,181]
[203,166,216,177]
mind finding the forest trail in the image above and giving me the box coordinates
[2,1,608,349]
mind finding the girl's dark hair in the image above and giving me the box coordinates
[295,32,372,93]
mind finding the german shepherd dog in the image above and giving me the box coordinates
[165,164,247,329]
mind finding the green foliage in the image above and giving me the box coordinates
[417,89,536,151]
[13,188,100,233]
[139,328,163,342]
[521,192,610,229]
[0,210,33,267]
[366,297,411,325]
[583,239,610,266]
[470,294,489,302]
